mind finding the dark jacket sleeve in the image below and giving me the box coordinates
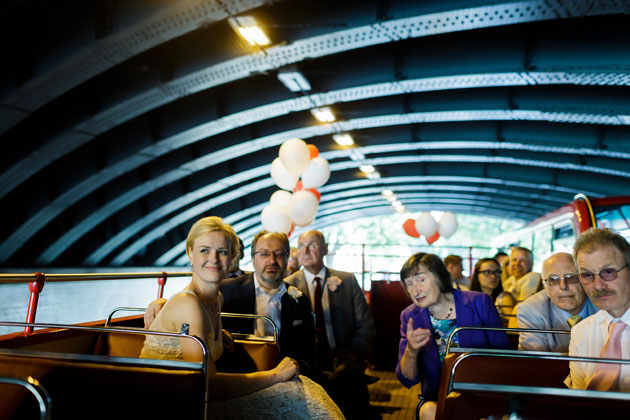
[220,274,256,334]
[466,292,511,349]
[279,292,316,376]
[395,305,421,388]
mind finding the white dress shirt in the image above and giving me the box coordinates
[253,274,286,336]
[567,306,630,391]
[504,271,542,302]
[303,267,337,350]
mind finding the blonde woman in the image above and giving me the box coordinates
[141,216,342,419]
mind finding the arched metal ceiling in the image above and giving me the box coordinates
[1,0,629,268]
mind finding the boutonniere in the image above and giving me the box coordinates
[287,286,303,302]
[327,276,342,292]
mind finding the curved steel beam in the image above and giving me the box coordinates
[0,0,270,134]
[7,104,626,266]
[1,0,624,198]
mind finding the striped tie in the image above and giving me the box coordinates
[567,315,582,329]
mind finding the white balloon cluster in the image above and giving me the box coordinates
[404,211,458,244]
[262,138,331,235]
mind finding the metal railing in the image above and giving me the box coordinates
[0,271,191,334]
[446,325,570,353]
[447,349,630,398]
[105,307,279,343]
[0,376,52,420]
[0,321,208,372]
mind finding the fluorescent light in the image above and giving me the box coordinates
[395,206,406,213]
[386,195,397,202]
[277,71,311,92]
[367,171,381,179]
[348,149,365,161]
[332,133,354,146]
[360,164,375,173]
[311,107,335,122]
[392,200,402,207]
[228,16,270,46]
[381,189,394,197]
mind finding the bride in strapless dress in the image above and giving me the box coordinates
[140,216,343,420]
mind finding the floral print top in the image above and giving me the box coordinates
[430,316,458,364]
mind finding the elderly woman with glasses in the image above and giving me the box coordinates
[470,258,516,315]
[396,253,510,420]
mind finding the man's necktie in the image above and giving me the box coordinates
[586,321,627,391]
[567,315,582,329]
[314,277,326,331]
[313,277,330,368]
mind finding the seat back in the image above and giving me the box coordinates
[436,350,630,419]
[0,376,52,420]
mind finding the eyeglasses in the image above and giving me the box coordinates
[254,250,289,259]
[544,274,580,287]
[478,270,502,277]
[298,242,320,251]
[578,264,628,285]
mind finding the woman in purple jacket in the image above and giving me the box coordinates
[396,253,510,420]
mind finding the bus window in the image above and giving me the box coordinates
[595,204,630,242]
[551,222,575,255]
[532,228,552,272]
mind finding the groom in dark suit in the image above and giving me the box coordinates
[220,231,316,375]
[285,230,376,420]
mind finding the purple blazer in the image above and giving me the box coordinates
[395,289,510,398]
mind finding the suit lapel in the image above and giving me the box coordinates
[296,270,311,301]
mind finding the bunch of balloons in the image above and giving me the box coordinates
[402,211,458,245]
[261,138,331,235]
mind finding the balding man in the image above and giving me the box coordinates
[568,228,630,391]
[285,230,376,420]
[503,246,542,302]
[517,252,596,352]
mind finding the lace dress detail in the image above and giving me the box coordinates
[207,375,344,420]
[140,289,224,362]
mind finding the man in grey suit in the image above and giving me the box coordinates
[285,230,376,419]
[517,252,597,352]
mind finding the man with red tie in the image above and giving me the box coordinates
[285,230,376,419]
[567,228,630,391]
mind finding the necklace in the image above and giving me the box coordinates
[430,305,453,320]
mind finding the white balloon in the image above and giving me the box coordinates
[415,212,437,237]
[279,138,311,177]
[438,211,458,239]
[260,204,292,234]
[289,190,319,226]
[269,190,292,208]
[301,157,331,189]
[270,157,299,191]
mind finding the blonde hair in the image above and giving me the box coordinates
[186,216,240,267]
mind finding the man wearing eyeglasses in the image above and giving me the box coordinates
[516,252,596,352]
[286,230,376,420]
[567,228,630,391]
[218,230,316,375]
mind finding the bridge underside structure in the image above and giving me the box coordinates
[1,0,629,268]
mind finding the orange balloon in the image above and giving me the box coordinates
[426,231,440,245]
[287,223,295,238]
[306,188,321,202]
[293,180,303,192]
[403,219,420,238]
[307,144,319,159]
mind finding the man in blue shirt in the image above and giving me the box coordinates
[517,252,597,352]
